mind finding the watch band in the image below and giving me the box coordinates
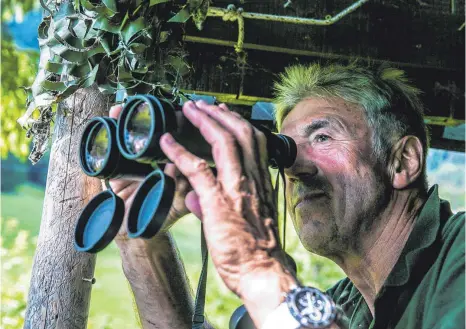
[261,302,302,329]
[261,286,340,329]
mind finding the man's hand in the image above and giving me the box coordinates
[106,105,204,329]
[159,100,298,328]
[106,105,202,243]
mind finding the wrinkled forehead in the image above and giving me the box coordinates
[279,97,367,135]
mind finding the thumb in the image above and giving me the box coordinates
[185,190,202,219]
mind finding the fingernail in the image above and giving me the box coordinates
[162,133,175,145]
[195,100,206,107]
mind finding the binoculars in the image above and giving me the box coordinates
[74,94,297,253]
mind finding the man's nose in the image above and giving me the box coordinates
[284,149,318,181]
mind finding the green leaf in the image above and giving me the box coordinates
[150,0,170,6]
[93,16,120,34]
[167,55,190,76]
[80,0,116,17]
[72,19,92,39]
[68,61,92,78]
[37,18,51,40]
[40,80,68,92]
[100,37,117,55]
[159,31,169,43]
[167,7,191,23]
[54,2,75,20]
[121,17,146,44]
[119,12,130,31]
[50,42,105,63]
[101,0,117,13]
[129,43,147,54]
[44,61,67,75]
[54,26,101,52]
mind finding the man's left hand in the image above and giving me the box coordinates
[159,100,298,327]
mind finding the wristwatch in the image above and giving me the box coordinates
[261,286,342,329]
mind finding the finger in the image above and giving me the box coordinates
[255,131,277,220]
[218,103,229,111]
[163,163,177,179]
[194,100,275,219]
[217,103,243,119]
[160,133,219,204]
[108,179,140,200]
[185,190,202,219]
[109,104,123,119]
[181,101,245,192]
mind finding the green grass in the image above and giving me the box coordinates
[1,183,227,329]
[1,184,45,247]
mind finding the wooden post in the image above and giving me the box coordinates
[24,86,109,329]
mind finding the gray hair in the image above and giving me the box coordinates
[273,63,429,188]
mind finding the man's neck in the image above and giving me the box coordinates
[337,188,427,315]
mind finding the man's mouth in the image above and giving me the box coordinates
[294,192,327,210]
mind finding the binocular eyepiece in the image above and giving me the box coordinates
[75,95,297,253]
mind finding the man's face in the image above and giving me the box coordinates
[280,98,390,257]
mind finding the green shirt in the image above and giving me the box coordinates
[327,185,465,329]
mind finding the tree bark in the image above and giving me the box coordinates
[24,86,109,329]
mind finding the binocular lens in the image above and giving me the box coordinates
[124,101,152,156]
[86,123,109,173]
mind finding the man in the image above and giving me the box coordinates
[109,63,465,329]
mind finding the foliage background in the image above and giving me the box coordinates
[1,0,41,159]
[1,1,465,328]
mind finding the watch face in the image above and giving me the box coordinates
[287,287,336,328]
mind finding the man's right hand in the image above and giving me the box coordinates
[107,105,203,244]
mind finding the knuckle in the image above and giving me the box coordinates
[192,158,210,172]
[237,123,253,139]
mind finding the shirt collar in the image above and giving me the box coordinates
[383,184,450,287]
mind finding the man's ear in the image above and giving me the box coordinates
[389,136,424,189]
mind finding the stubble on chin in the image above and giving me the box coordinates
[293,202,343,257]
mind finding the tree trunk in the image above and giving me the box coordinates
[24,86,109,329]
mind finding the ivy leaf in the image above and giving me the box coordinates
[159,31,169,43]
[167,7,191,23]
[93,16,121,34]
[121,17,146,44]
[150,0,170,6]
[44,61,67,75]
[54,2,75,20]
[73,19,92,39]
[166,55,191,77]
[101,0,118,13]
[129,43,147,54]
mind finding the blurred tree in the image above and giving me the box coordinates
[1,0,40,160]
[1,0,38,21]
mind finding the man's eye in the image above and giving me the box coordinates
[314,134,330,143]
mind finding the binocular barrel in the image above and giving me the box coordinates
[114,94,296,169]
[75,94,297,253]
[79,116,154,179]
[116,95,214,165]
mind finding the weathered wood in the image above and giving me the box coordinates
[180,0,465,122]
[24,86,109,329]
